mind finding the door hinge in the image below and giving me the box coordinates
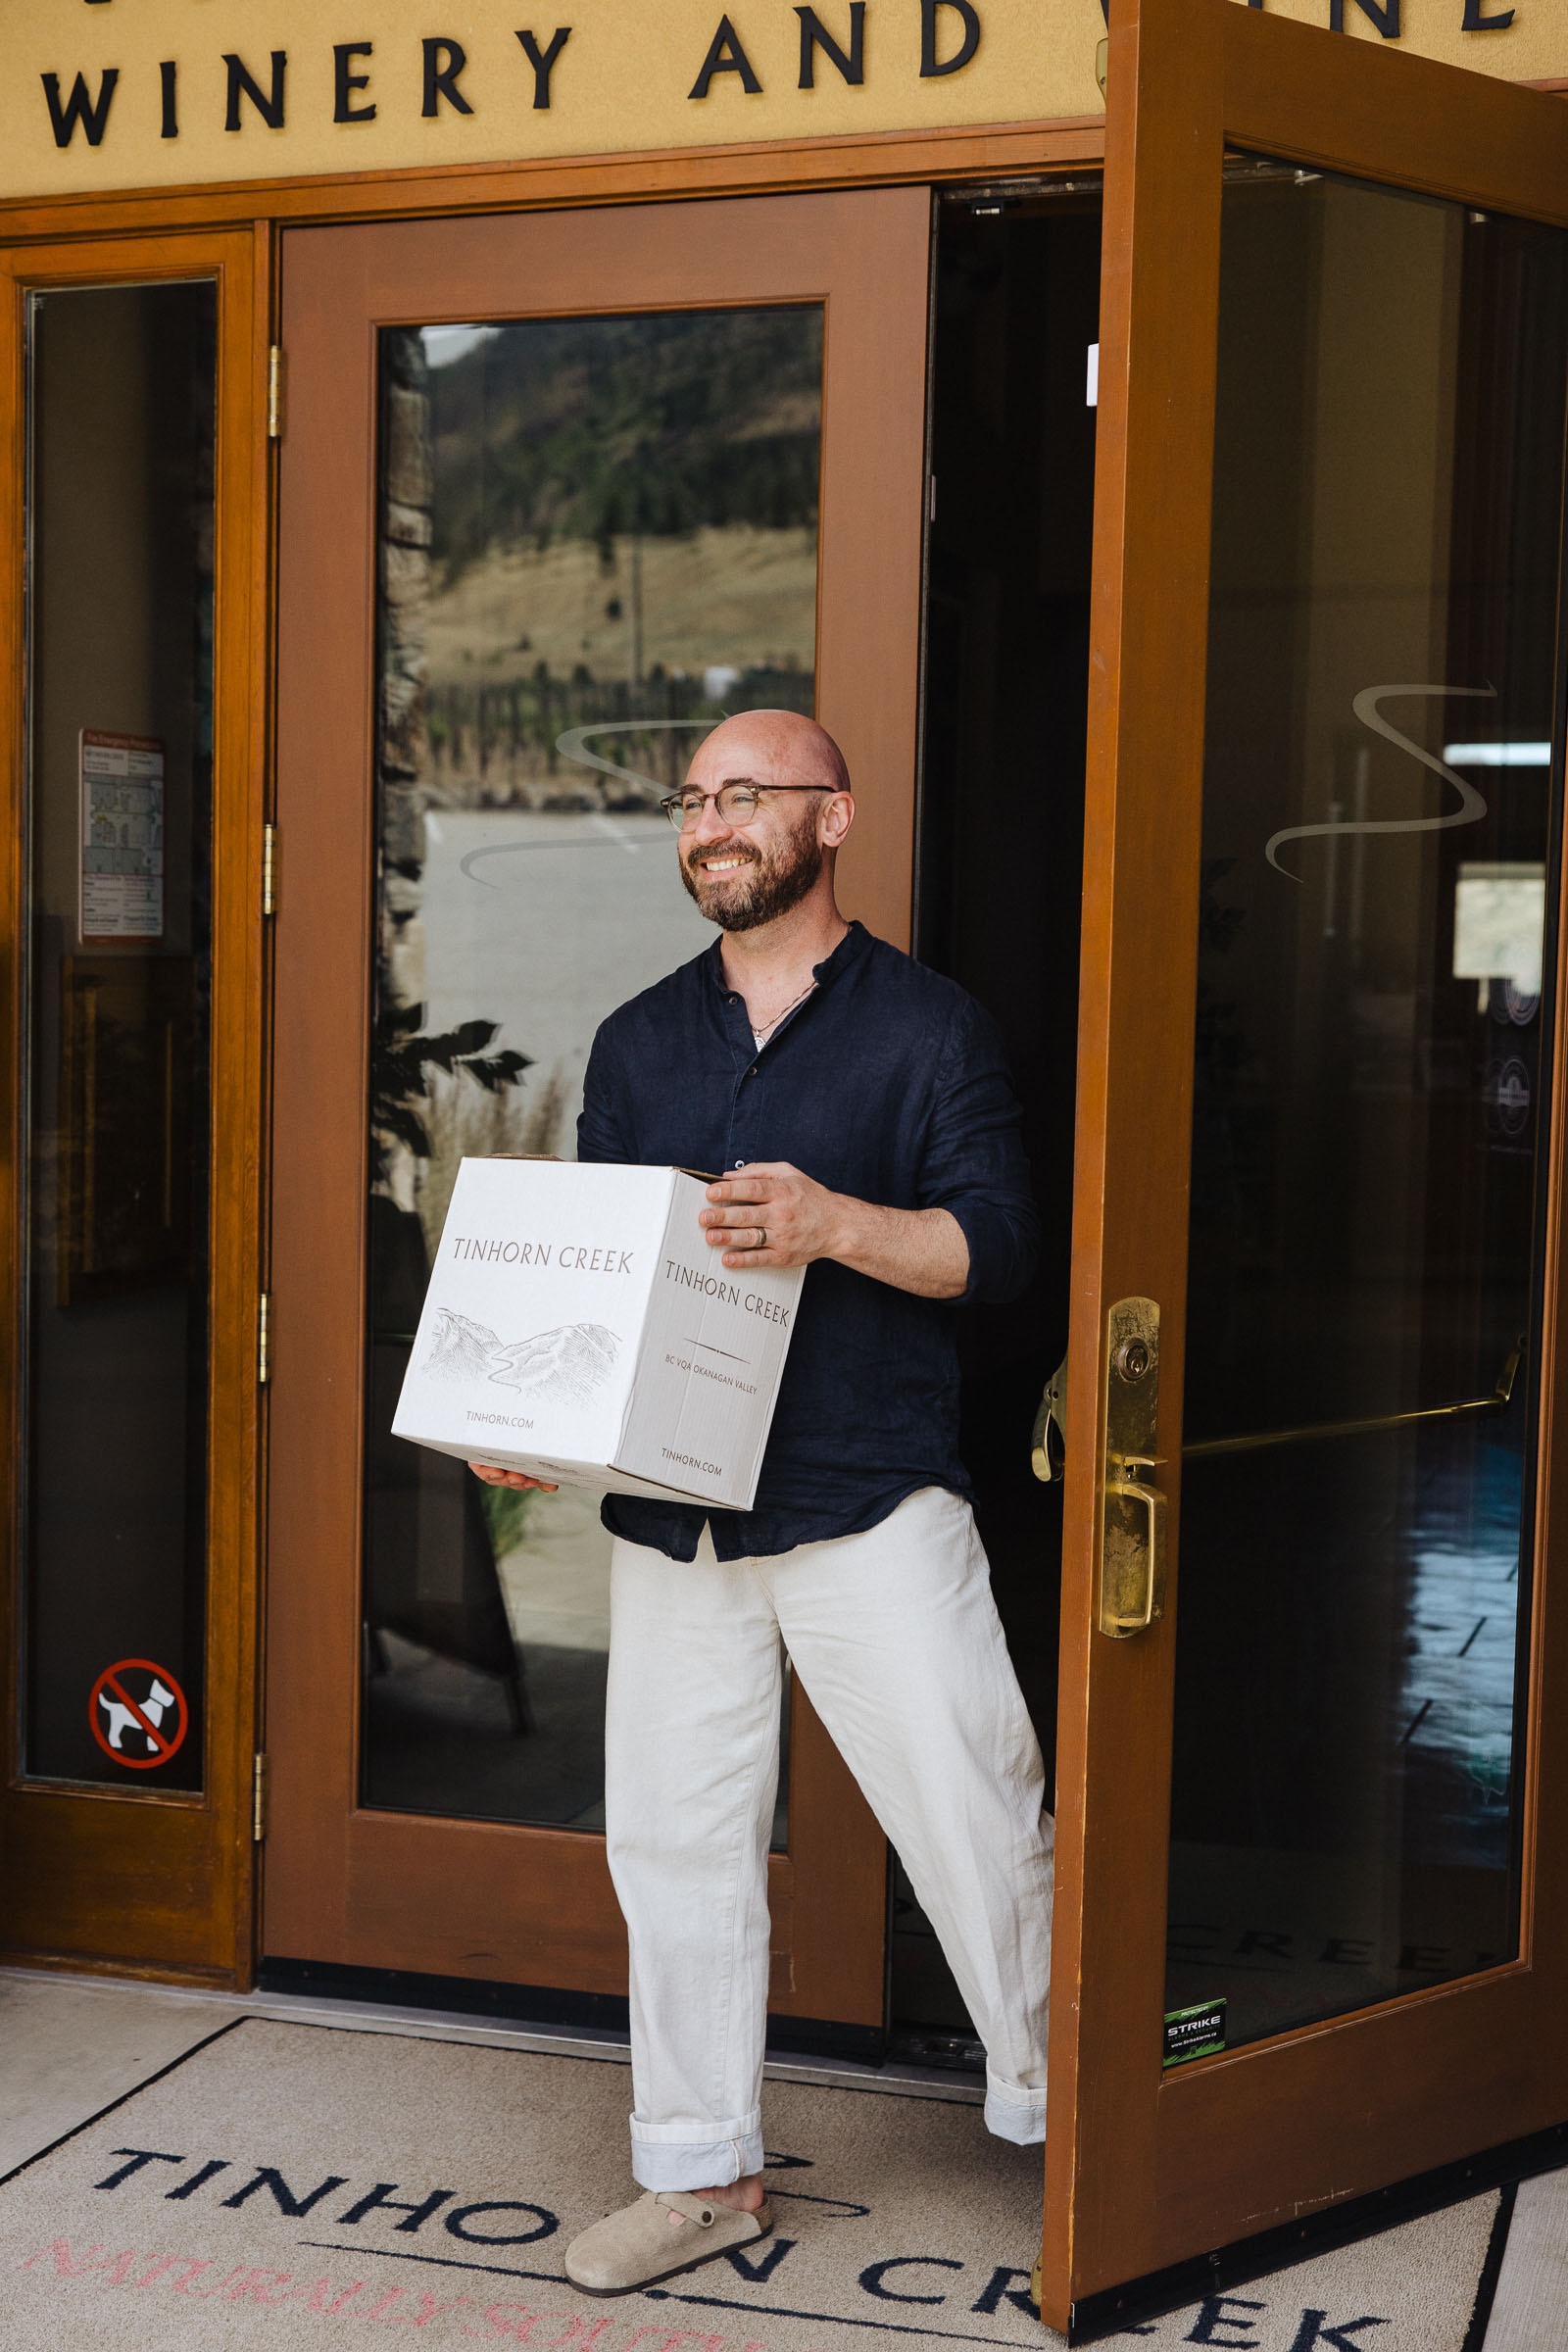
[268,344,285,439]
[262,822,278,917]
[253,1752,269,1842]
[258,1291,270,1386]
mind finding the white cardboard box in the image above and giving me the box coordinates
[393,1157,805,1509]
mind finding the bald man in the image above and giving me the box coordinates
[471,711,1054,2295]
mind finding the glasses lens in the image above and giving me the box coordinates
[669,786,771,828]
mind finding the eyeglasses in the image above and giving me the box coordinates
[660,783,831,832]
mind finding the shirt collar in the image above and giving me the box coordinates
[813,918,870,986]
[702,917,870,998]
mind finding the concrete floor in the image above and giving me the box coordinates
[1,1966,1563,2348]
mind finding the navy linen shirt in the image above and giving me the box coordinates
[577,919,1039,1561]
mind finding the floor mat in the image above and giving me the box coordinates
[0,2016,1498,2348]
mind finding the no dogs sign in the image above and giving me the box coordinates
[88,1658,189,1770]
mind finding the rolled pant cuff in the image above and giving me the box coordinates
[984,2070,1049,2146]
[630,2122,765,2190]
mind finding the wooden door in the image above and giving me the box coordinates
[1046,0,1568,2327]
[0,229,267,1984]
[266,191,929,2030]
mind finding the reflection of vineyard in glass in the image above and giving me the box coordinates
[362,304,823,1833]
[415,308,822,807]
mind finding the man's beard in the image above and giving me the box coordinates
[680,822,824,932]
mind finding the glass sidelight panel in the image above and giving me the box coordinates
[22,282,217,1790]
[1165,169,1568,2050]
[364,308,822,1831]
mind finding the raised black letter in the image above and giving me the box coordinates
[1462,0,1514,24]
[334,42,376,123]
[919,0,980,75]
[159,59,177,138]
[1328,0,1399,32]
[796,3,864,85]
[689,16,762,97]
[39,68,119,149]
[222,51,286,132]
[422,37,474,117]
[515,27,571,107]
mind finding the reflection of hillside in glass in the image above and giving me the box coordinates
[415,309,822,802]
[363,305,820,1842]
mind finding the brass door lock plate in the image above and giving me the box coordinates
[1099,1296,1166,1639]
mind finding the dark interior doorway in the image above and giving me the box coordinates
[899,181,1101,2054]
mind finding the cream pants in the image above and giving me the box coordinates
[605,1484,1054,2189]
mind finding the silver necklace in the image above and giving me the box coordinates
[750,978,818,1048]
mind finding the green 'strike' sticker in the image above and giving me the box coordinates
[1163,1996,1227,2068]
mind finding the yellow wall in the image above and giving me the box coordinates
[3,0,1560,202]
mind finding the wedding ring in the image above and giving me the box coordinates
[757,1226,767,1250]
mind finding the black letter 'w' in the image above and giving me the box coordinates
[40,69,120,149]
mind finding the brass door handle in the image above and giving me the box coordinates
[1030,1308,1167,1635]
[1102,1456,1167,1636]
[1098,1298,1166,1640]
[1031,1353,1068,1483]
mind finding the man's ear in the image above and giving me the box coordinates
[821,791,855,849]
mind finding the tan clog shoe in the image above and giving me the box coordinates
[564,2189,774,2297]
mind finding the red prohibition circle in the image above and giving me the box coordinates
[88,1657,189,1771]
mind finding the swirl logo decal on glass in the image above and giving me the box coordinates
[457,720,719,889]
[1264,683,1497,876]
[1485,1055,1533,1142]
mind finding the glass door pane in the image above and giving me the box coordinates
[1166,165,1568,2051]
[363,308,822,1834]
[22,281,217,1792]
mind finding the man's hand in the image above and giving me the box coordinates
[468,1462,559,1493]
[701,1162,847,1270]
[702,1164,970,1299]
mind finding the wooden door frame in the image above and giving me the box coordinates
[265,188,931,2027]
[0,121,1104,248]
[0,224,270,1984]
[0,114,1104,2013]
[1047,0,1568,2323]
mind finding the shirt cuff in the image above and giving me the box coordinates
[944,1196,1029,1305]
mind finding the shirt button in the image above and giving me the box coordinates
[735,1159,745,1169]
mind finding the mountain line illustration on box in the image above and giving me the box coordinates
[423,1306,621,1404]
[393,1159,806,1508]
